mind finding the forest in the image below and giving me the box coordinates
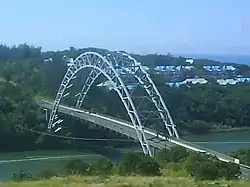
[1,44,250,152]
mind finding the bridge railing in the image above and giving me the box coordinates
[39,99,160,135]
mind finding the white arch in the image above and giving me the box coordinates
[75,68,101,108]
[48,52,152,156]
[106,51,179,138]
[74,51,179,138]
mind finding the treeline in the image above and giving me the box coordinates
[0,80,134,151]
[164,84,250,134]
[1,44,250,152]
[12,146,242,182]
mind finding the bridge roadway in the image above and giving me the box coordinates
[37,99,250,178]
[38,100,174,150]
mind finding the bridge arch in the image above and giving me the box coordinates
[75,51,179,138]
[107,51,179,138]
[48,50,179,156]
[48,51,153,155]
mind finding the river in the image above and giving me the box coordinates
[183,130,250,153]
[0,130,250,181]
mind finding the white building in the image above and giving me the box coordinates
[186,59,194,64]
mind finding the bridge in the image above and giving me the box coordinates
[38,99,243,160]
[39,50,250,177]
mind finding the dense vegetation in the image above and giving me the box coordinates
[10,147,242,182]
[1,44,250,153]
[4,176,250,187]
[231,149,250,166]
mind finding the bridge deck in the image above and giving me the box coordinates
[37,99,250,177]
[38,100,174,150]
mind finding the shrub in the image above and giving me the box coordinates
[65,159,90,175]
[193,161,219,180]
[118,152,161,176]
[169,146,189,162]
[185,152,241,180]
[136,155,161,176]
[118,152,143,175]
[217,162,241,180]
[91,158,113,175]
[38,169,58,179]
[231,149,250,165]
[155,146,189,166]
[11,169,32,182]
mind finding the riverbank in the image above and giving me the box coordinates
[0,150,105,181]
[210,127,250,134]
[181,127,250,136]
[1,130,250,181]
[1,175,249,187]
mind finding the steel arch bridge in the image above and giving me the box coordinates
[48,50,179,156]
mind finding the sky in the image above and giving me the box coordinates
[0,0,249,55]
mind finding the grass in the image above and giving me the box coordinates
[1,175,250,187]
[0,164,249,187]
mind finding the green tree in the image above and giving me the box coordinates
[194,161,219,180]
[118,152,161,176]
[155,146,189,166]
[91,158,113,175]
[65,159,90,175]
[218,162,241,180]
[136,155,161,176]
[118,152,143,175]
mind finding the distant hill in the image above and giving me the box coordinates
[178,54,250,65]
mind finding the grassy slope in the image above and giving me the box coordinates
[1,176,250,187]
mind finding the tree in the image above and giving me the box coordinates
[136,155,161,176]
[155,146,189,166]
[155,148,171,166]
[118,152,143,175]
[118,152,161,176]
[195,161,219,180]
[91,158,113,175]
[2,69,11,82]
[218,162,241,180]
[65,159,90,175]
[185,152,241,180]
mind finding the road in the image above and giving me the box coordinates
[37,99,250,178]
[38,100,174,150]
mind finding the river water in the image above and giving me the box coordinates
[183,130,250,153]
[0,130,250,181]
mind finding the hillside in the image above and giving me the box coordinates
[1,44,250,152]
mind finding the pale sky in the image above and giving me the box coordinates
[0,0,249,55]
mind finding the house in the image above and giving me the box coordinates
[154,65,194,72]
[216,77,250,85]
[186,59,194,64]
[44,58,52,63]
[166,77,208,87]
[203,65,236,72]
